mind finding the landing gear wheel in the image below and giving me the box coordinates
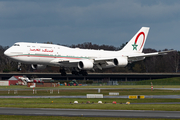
[17,62,21,71]
[61,72,66,76]
[60,68,66,76]
[17,68,22,71]
[79,70,88,76]
[72,71,79,76]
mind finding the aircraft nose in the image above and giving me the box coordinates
[4,49,10,57]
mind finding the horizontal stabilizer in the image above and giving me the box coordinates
[128,50,175,58]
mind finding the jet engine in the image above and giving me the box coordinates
[78,60,94,70]
[113,57,128,67]
[31,64,46,70]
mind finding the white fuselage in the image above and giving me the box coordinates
[4,27,170,75]
[4,42,141,67]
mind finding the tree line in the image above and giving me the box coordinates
[0,42,179,73]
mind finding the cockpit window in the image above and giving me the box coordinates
[13,44,20,46]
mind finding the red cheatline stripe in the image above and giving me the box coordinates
[11,55,83,59]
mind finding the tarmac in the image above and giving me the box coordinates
[0,107,180,118]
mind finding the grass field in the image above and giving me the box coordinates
[0,77,180,89]
[0,88,180,96]
[0,98,180,111]
[1,85,180,89]
[120,77,180,85]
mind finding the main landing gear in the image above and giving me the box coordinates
[72,70,88,76]
[60,68,88,76]
[17,62,22,71]
[60,68,66,76]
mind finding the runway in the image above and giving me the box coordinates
[0,95,180,99]
[0,107,180,118]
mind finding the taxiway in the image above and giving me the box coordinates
[0,107,180,118]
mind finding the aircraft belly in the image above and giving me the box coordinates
[12,56,53,64]
[102,61,116,68]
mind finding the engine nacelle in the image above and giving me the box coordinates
[31,64,46,70]
[78,60,94,70]
[113,57,128,67]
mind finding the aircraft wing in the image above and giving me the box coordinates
[50,57,114,70]
[94,50,175,61]
[50,58,82,64]
[93,50,175,65]
[49,50,175,68]
[127,50,175,62]
[128,50,175,58]
[51,58,110,66]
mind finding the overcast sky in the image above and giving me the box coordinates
[0,0,180,50]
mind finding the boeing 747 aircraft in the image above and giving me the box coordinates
[4,27,172,76]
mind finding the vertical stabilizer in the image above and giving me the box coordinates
[121,27,150,53]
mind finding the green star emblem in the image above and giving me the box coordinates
[132,42,138,50]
